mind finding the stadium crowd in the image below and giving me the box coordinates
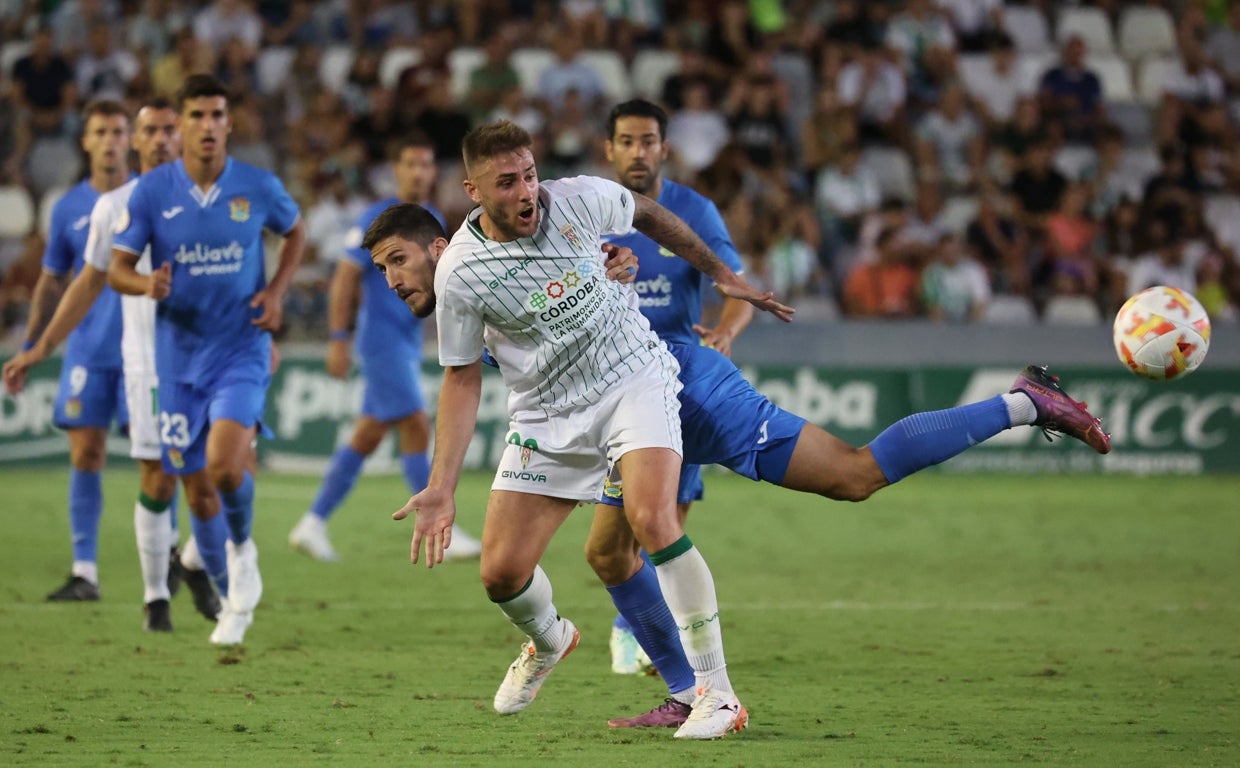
[2,0,1240,341]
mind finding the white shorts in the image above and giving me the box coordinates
[492,355,683,501]
[124,369,162,461]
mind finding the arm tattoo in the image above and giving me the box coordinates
[632,193,730,280]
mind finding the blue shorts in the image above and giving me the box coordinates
[158,372,269,475]
[54,363,128,431]
[598,460,705,507]
[359,355,425,422]
[669,342,806,484]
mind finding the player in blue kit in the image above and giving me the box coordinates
[587,100,756,677]
[288,133,482,563]
[108,74,306,646]
[10,100,133,602]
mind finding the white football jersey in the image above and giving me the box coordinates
[85,178,156,374]
[436,176,671,416]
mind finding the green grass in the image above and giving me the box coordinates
[1,468,1238,767]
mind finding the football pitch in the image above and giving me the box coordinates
[1,467,1237,767]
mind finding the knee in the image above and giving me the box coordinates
[207,460,244,493]
[832,448,885,502]
[584,539,641,586]
[69,442,106,471]
[185,486,218,518]
[479,564,527,601]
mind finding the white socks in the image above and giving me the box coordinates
[653,545,732,694]
[134,499,173,603]
[1002,392,1038,427]
[496,565,567,653]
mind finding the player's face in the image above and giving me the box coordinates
[393,145,437,204]
[132,106,180,171]
[605,116,667,195]
[371,235,442,318]
[178,95,231,163]
[81,113,131,174]
[464,148,540,241]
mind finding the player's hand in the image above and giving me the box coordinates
[250,287,284,332]
[692,324,736,357]
[715,273,795,323]
[602,244,639,284]
[147,262,171,300]
[325,340,350,379]
[393,486,458,568]
[2,348,44,396]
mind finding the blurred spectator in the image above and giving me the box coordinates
[264,0,323,47]
[921,232,990,322]
[12,27,77,138]
[487,86,545,138]
[935,0,1004,52]
[338,49,381,117]
[537,31,605,114]
[1141,144,1201,228]
[885,0,957,103]
[994,96,1044,181]
[0,74,27,183]
[913,82,985,192]
[904,182,950,249]
[412,76,472,164]
[214,35,257,95]
[1041,182,1100,298]
[464,29,519,124]
[1205,3,1240,96]
[1037,35,1104,144]
[151,27,213,100]
[1194,251,1239,321]
[704,0,761,74]
[560,0,609,48]
[229,95,277,170]
[1,1,37,39]
[75,22,141,103]
[814,142,880,280]
[965,192,1029,294]
[126,0,191,58]
[959,34,1021,129]
[837,39,907,146]
[800,84,859,176]
[666,77,731,174]
[842,227,923,318]
[821,0,881,58]
[1159,42,1227,148]
[0,231,44,339]
[724,74,791,170]
[750,181,825,298]
[194,0,263,57]
[1082,125,1142,219]
[660,46,727,111]
[546,88,592,175]
[347,0,419,48]
[1128,236,1198,296]
[50,0,120,58]
[1010,137,1068,231]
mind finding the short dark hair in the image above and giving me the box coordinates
[390,130,435,160]
[362,203,447,252]
[81,99,129,126]
[606,99,668,141]
[461,120,533,174]
[176,73,230,110]
[142,96,174,112]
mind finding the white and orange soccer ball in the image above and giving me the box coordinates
[1112,286,1211,380]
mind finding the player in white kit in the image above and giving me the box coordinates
[367,120,793,740]
[2,100,220,631]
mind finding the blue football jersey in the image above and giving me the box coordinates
[43,178,129,369]
[601,179,743,346]
[113,158,300,385]
[341,198,444,361]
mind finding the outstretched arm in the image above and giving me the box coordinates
[631,193,794,322]
[392,360,483,567]
[251,219,308,332]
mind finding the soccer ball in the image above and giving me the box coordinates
[1112,286,1211,380]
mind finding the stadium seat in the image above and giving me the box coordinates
[1056,6,1116,54]
[1002,5,1053,53]
[630,49,680,100]
[1117,6,1178,62]
[1043,295,1103,324]
[256,46,296,95]
[0,186,34,239]
[940,196,979,236]
[1106,102,1154,146]
[38,185,69,237]
[1086,54,1135,103]
[511,47,555,94]
[318,45,355,93]
[1053,145,1098,180]
[580,49,632,101]
[982,294,1038,324]
[1,39,31,77]
[379,46,422,89]
[1203,195,1240,234]
[861,147,916,202]
[1017,51,1057,93]
[447,46,485,101]
[1136,55,1183,106]
[27,139,81,199]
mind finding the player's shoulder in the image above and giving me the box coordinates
[661,179,715,215]
[359,196,400,225]
[227,157,283,187]
[543,175,624,200]
[98,177,140,207]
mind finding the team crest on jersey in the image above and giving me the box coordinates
[229,197,250,222]
[65,398,82,420]
[602,464,623,499]
[167,449,185,470]
[560,223,585,252]
[507,431,538,468]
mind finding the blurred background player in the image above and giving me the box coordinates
[288,132,481,562]
[3,98,221,631]
[592,99,753,676]
[8,100,131,602]
[109,74,306,645]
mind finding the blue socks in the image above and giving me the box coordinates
[189,511,230,597]
[309,446,365,522]
[606,559,696,696]
[219,470,255,544]
[401,451,430,494]
[868,396,1012,484]
[68,468,103,565]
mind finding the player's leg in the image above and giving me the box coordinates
[484,489,580,715]
[133,458,177,631]
[205,415,262,644]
